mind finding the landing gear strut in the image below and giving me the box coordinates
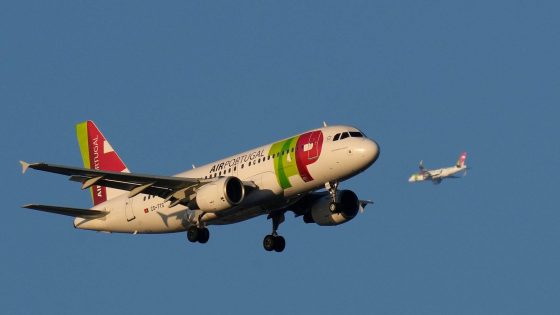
[325,181,339,213]
[187,225,210,244]
[263,212,286,252]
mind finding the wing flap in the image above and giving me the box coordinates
[23,204,109,218]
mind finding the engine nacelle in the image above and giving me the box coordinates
[303,190,360,226]
[194,176,245,212]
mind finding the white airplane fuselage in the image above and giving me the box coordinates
[408,165,466,183]
[75,125,379,234]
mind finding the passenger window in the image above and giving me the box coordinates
[340,132,349,140]
[249,161,252,166]
[333,133,340,141]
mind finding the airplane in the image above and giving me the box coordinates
[21,121,380,252]
[408,152,468,184]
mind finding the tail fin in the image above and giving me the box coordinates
[76,121,129,205]
[456,152,467,168]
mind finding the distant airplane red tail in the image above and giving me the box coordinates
[76,121,129,205]
[456,152,467,168]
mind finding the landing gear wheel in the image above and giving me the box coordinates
[263,234,275,251]
[329,202,337,212]
[273,236,285,252]
[187,226,209,244]
[264,212,287,252]
[187,226,199,243]
[198,228,210,244]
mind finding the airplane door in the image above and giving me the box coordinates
[125,198,135,221]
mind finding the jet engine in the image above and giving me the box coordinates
[303,190,360,226]
[194,176,245,212]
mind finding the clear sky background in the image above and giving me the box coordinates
[1,1,559,314]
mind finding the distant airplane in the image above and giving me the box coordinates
[21,121,380,252]
[408,152,467,184]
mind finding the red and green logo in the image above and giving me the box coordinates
[269,130,323,189]
[76,121,127,205]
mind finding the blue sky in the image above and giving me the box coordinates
[1,1,559,314]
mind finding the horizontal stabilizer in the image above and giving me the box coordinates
[22,204,108,218]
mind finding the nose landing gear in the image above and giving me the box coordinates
[263,212,286,252]
[325,181,339,213]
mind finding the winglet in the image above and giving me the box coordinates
[359,200,374,213]
[20,161,31,174]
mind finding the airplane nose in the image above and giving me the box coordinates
[357,138,380,167]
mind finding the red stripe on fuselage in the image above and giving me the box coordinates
[295,130,323,182]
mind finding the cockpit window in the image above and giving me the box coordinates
[333,133,340,141]
[340,132,349,140]
[349,131,363,138]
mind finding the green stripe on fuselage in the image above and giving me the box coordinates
[269,136,299,189]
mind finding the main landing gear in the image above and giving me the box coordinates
[263,212,286,252]
[187,225,210,244]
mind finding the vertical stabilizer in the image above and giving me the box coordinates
[76,121,129,205]
[456,152,467,168]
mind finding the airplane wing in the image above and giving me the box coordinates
[422,170,432,179]
[20,161,209,207]
[23,204,109,218]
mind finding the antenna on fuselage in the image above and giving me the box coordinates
[323,121,328,127]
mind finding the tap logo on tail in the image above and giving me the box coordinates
[76,121,129,205]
